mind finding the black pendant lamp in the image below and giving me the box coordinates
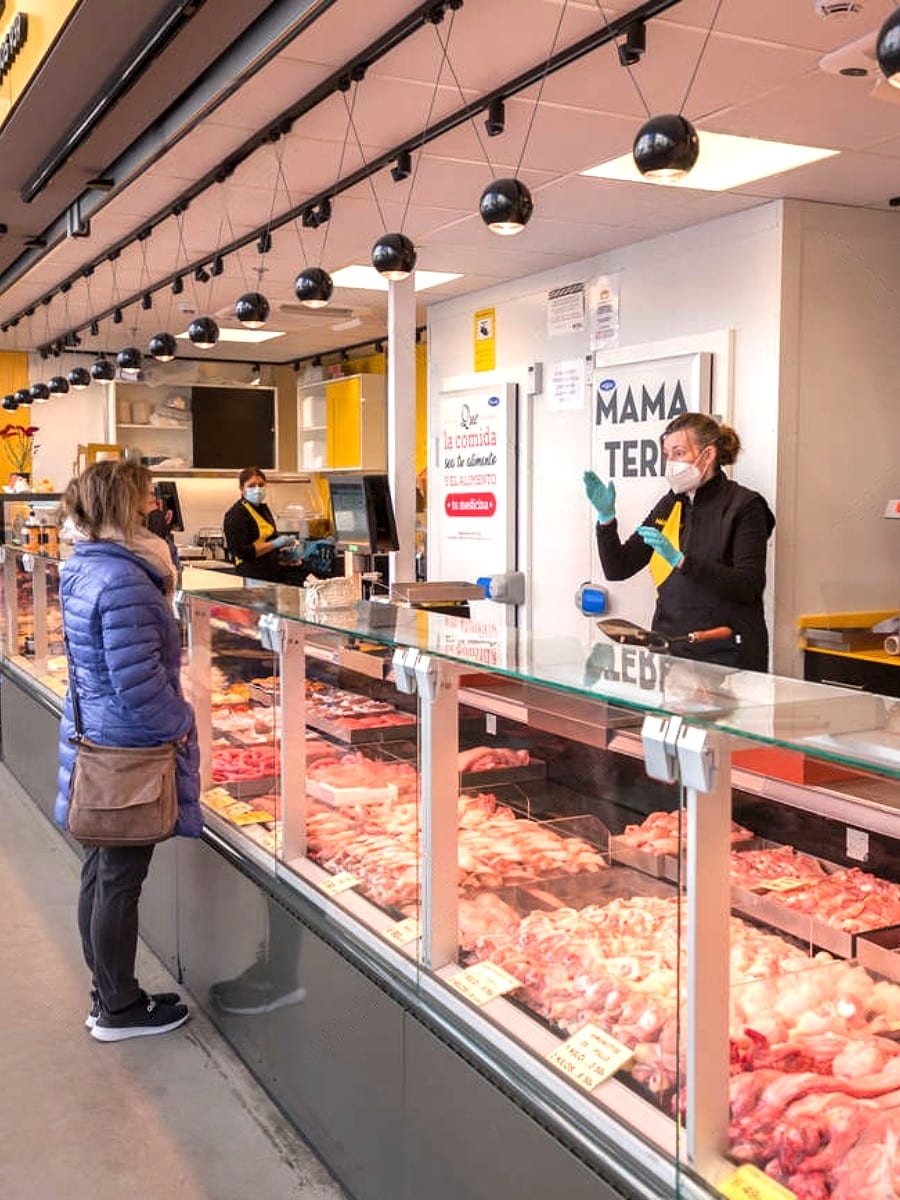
[1,394,17,411]
[148,332,177,362]
[187,317,219,349]
[47,375,69,396]
[633,114,699,182]
[479,178,534,236]
[234,292,270,328]
[877,9,900,88]
[371,233,417,281]
[67,368,91,390]
[14,388,31,406]
[29,383,50,403]
[294,267,333,309]
[90,357,116,382]
[116,347,142,376]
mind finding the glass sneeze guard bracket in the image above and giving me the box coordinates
[259,612,283,653]
[413,654,439,702]
[676,724,718,793]
[172,589,186,621]
[641,714,683,783]
[392,646,419,694]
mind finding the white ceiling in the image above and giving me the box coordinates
[3,0,900,365]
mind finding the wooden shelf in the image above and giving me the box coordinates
[117,423,192,430]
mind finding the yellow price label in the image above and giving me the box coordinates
[546,1024,634,1093]
[384,917,419,948]
[719,1164,795,1200]
[448,961,520,1006]
[319,871,361,897]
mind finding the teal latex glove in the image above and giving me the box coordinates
[583,470,616,523]
[637,525,684,568]
[270,534,295,551]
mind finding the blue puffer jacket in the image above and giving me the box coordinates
[55,540,202,838]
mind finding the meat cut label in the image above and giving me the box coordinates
[546,1024,634,1094]
[718,1163,795,1200]
[383,917,419,948]
[319,871,361,897]
[448,961,521,1007]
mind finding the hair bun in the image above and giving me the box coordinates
[715,424,741,466]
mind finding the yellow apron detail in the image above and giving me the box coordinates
[235,501,275,566]
[648,501,682,590]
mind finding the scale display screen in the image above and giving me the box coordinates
[328,475,399,554]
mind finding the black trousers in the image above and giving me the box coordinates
[77,844,155,1013]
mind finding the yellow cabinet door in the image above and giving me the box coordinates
[325,378,361,468]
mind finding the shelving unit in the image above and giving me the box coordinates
[297,373,386,472]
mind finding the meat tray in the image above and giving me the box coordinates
[729,884,860,958]
[213,774,278,801]
[460,757,547,790]
[307,778,399,807]
[607,836,675,880]
[851,925,900,981]
[305,710,417,744]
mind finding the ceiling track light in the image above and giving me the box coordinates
[194,265,211,284]
[632,113,699,181]
[234,292,270,328]
[485,98,505,138]
[618,20,646,68]
[212,255,224,277]
[187,316,219,349]
[878,9,900,88]
[89,320,99,336]
[112,308,123,324]
[371,232,417,280]
[390,151,412,182]
[316,198,332,226]
[302,207,316,229]
[172,276,184,295]
[479,177,534,235]
[294,266,334,308]
[148,332,177,362]
[141,293,152,310]
[257,231,272,254]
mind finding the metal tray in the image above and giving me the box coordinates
[460,757,547,790]
[305,710,417,744]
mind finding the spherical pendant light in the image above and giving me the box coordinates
[90,357,116,382]
[29,383,50,403]
[115,347,142,376]
[14,388,31,405]
[234,292,270,328]
[633,114,700,182]
[148,332,177,363]
[2,394,18,411]
[187,316,219,349]
[479,177,534,236]
[67,368,91,390]
[47,375,69,396]
[371,233,417,281]
[294,267,333,309]
[877,9,900,87]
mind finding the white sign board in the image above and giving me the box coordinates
[590,351,712,623]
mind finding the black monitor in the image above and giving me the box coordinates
[153,480,184,533]
[329,474,399,554]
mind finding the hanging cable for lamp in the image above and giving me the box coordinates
[591,0,651,118]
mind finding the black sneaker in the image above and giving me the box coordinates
[85,990,182,1030]
[210,976,306,1016]
[91,993,190,1042]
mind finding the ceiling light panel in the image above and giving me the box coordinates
[176,327,285,343]
[330,265,462,291]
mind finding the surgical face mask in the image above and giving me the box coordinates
[664,454,706,495]
[244,485,266,505]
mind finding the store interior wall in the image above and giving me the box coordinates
[427,202,784,652]
[774,200,900,677]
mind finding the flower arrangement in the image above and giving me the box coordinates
[0,423,39,478]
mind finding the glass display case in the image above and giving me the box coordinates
[6,559,900,1199]
[0,542,67,699]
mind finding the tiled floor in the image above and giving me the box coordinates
[0,764,346,1200]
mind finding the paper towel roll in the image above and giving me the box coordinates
[884,635,900,656]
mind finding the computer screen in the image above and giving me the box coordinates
[329,475,399,554]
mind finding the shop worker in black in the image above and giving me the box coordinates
[583,413,775,671]
[224,466,328,585]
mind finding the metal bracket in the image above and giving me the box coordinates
[414,653,440,702]
[258,612,283,653]
[676,724,718,792]
[392,646,419,694]
[641,714,683,783]
[172,589,186,621]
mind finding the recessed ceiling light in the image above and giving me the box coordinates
[330,266,462,292]
[581,131,839,192]
[175,327,285,343]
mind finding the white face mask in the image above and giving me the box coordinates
[665,456,705,495]
[244,485,266,505]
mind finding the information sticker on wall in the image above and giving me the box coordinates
[547,281,585,337]
[474,307,496,372]
[547,358,586,412]
[588,273,621,351]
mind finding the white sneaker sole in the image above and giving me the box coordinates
[90,1011,190,1042]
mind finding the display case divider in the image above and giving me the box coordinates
[279,621,307,864]
[419,655,460,969]
[31,556,48,677]
[187,598,212,794]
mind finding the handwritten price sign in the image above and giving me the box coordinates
[751,877,810,894]
[547,1025,634,1093]
[448,962,521,1006]
[383,917,420,948]
[719,1164,795,1200]
[319,871,361,897]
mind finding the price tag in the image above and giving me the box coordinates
[546,1024,634,1093]
[751,877,810,894]
[719,1164,795,1200]
[319,871,361,897]
[448,962,521,1006]
[231,810,273,826]
[384,917,419,947]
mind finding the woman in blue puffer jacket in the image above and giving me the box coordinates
[57,460,201,1042]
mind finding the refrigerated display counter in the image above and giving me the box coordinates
[4,548,900,1200]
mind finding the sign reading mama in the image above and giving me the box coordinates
[0,10,27,85]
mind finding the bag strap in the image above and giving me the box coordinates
[59,597,84,742]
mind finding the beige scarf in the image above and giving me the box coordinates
[61,518,177,597]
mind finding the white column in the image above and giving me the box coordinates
[387,273,417,583]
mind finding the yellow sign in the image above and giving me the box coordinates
[474,308,496,372]
[319,871,361,897]
[546,1024,634,1093]
[383,917,419,948]
[719,1164,795,1200]
[0,1,81,126]
[448,961,519,1006]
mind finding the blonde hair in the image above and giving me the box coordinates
[61,460,152,539]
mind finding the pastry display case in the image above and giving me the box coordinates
[0,542,67,699]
